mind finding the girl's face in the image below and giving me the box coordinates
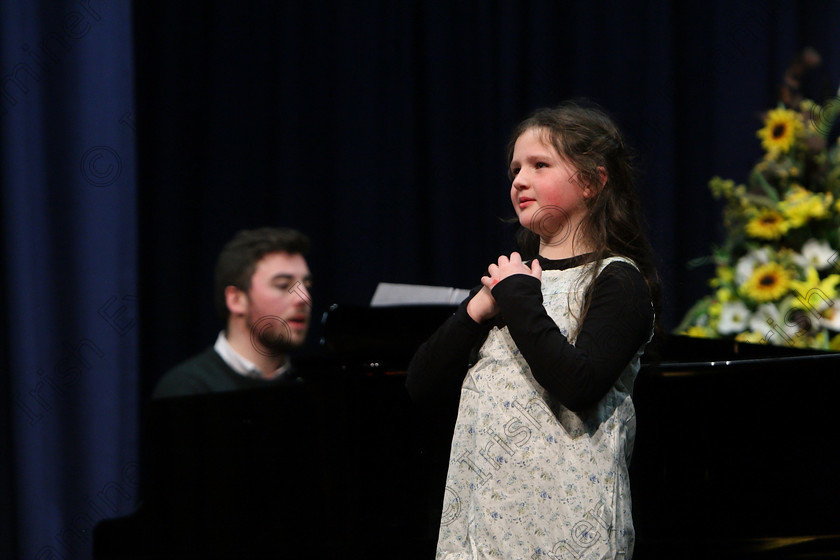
[509,127,592,247]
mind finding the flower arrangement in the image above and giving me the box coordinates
[677,74,840,350]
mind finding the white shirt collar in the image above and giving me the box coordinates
[213,331,290,380]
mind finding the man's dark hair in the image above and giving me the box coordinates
[214,227,310,321]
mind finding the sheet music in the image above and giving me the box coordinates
[370,282,470,307]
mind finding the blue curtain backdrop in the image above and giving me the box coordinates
[0,1,137,560]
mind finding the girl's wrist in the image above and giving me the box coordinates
[466,299,485,323]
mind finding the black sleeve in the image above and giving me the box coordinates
[405,286,495,404]
[491,262,653,412]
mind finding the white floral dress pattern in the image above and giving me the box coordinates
[436,257,649,560]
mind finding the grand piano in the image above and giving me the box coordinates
[94,305,840,559]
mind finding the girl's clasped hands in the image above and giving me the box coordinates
[466,252,542,323]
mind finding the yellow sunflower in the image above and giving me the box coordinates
[741,262,793,302]
[756,107,803,155]
[745,208,789,239]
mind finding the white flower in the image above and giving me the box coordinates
[819,300,840,330]
[735,248,770,284]
[749,303,780,333]
[717,301,750,334]
[749,302,798,345]
[792,239,836,271]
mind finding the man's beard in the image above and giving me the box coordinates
[247,314,304,357]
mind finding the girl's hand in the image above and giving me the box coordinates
[481,252,542,289]
[466,285,498,323]
[468,253,541,323]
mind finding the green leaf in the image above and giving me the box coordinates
[751,171,780,203]
[687,255,714,269]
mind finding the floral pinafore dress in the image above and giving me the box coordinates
[436,257,649,560]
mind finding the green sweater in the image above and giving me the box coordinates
[152,347,298,399]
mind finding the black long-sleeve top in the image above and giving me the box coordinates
[405,254,653,413]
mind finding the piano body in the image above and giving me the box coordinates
[94,305,840,559]
[631,335,840,558]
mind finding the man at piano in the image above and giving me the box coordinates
[153,227,313,398]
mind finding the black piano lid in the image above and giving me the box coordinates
[648,334,840,375]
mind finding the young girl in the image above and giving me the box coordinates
[407,101,659,559]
